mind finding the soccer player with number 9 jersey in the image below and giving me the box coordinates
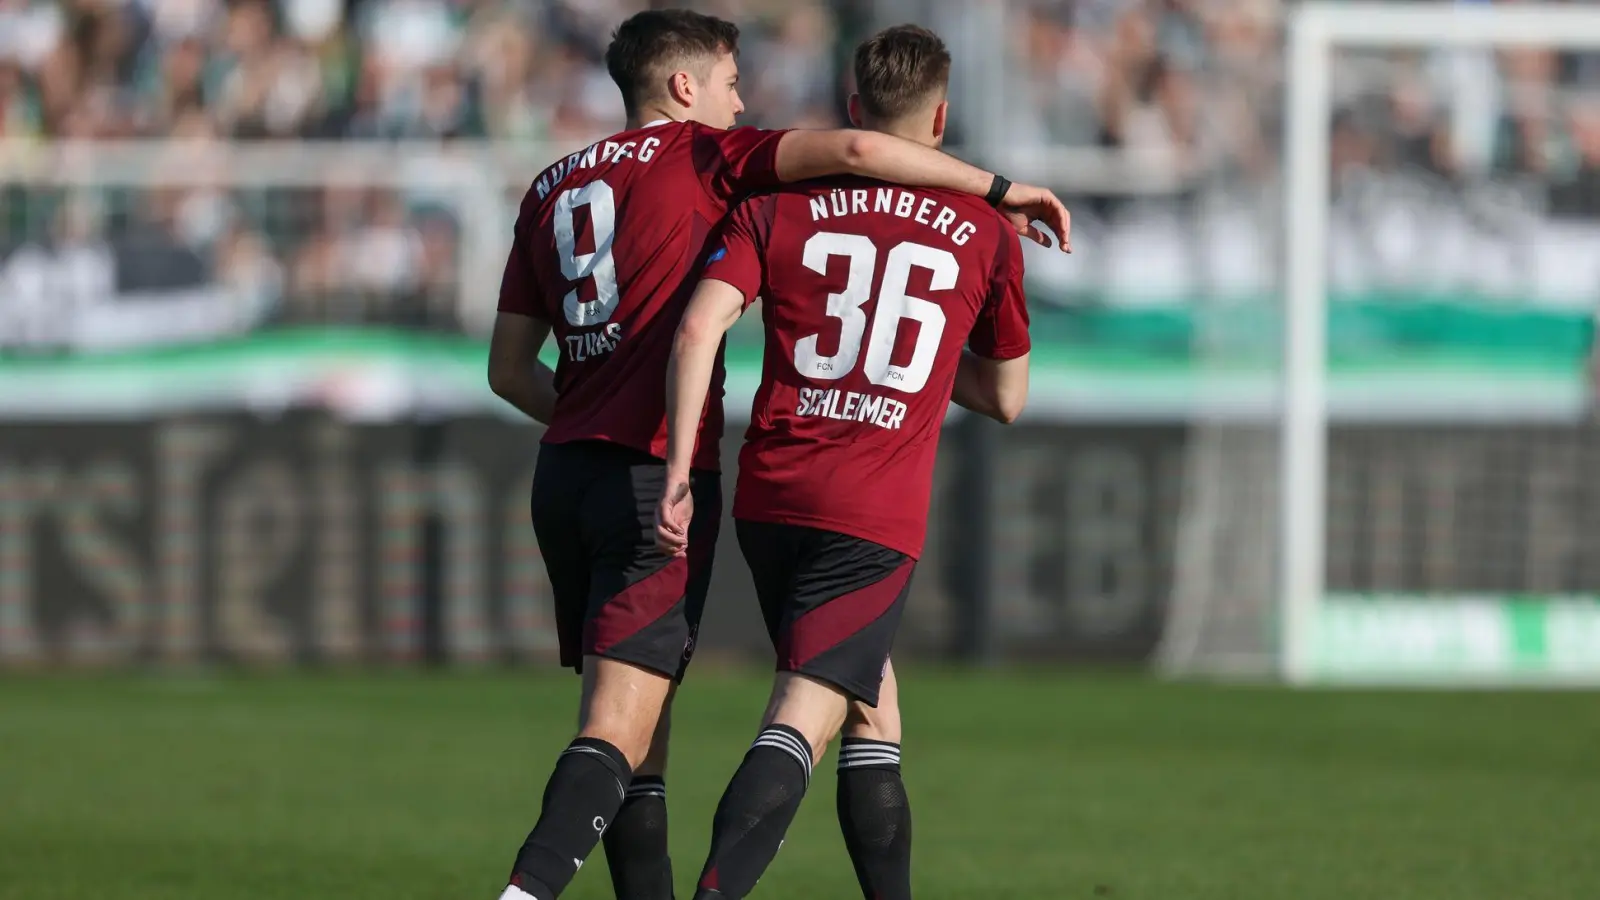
[488,10,1068,900]
[656,26,1037,900]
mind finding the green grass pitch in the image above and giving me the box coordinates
[3,668,1598,899]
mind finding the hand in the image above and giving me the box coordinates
[654,480,694,558]
[999,182,1072,253]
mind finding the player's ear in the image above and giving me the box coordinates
[847,94,864,129]
[932,100,948,143]
[668,69,695,109]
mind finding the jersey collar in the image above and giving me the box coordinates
[642,119,672,128]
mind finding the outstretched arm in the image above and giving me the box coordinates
[771,130,1072,251]
[657,279,747,555]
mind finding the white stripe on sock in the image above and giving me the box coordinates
[838,757,902,770]
[497,886,538,900]
[839,743,900,756]
[756,729,814,770]
[562,745,613,764]
[839,746,900,763]
[752,735,812,771]
[752,730,814,782]
[759,728,813,761]
[838,743,902,755]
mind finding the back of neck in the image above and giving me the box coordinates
[864,118,934,148]
[627,107,683,130]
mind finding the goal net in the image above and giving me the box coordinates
[1159,2,1600,684]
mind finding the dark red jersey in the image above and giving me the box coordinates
[703,177,1031,558]
[497,119,791,471]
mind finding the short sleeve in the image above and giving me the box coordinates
[497,214,541,317]
[968,232,1032,360]
[694,126,790,205]
[701,195,776,307]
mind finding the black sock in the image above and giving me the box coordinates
[507,737,632,900]
[836,739,912,900]
[603,775,674,900]
[692,725,814,899]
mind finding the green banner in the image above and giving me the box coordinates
[1314,595,1600,682]
[0,297,1588,420]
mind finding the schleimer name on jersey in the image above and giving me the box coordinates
[797,387,909,431]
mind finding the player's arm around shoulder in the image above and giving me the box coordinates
[768,130,1072,252]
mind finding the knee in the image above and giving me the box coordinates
[842,698,901,745]
[765,675,851,764]
[579,712,657,770]
[577,661,675,770]
[842,661,902,744]
[634,699,673,776]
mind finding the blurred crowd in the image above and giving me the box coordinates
[0,0,839,142]
[992,0,1279,182]
[1002,0,1600,208]
[4,0,1600,348]
[4,0,1600,182]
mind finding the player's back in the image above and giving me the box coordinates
[707,176,1031,558]
[499,119,787,472]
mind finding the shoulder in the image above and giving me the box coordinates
[688,122,781,154]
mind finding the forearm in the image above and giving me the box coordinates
[775,130,994,197]
[664,333,720,484]
[850,131,994,196]
[494,362,559,425]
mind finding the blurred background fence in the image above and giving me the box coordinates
[4,0,1600,672]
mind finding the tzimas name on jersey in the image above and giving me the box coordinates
[535,137,663,200]
[808,188,979,246]
[565,323,623,362]
[797,387,908,431]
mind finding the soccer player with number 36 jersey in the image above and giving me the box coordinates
[656,26,1038,900]
[488,10,1068,900]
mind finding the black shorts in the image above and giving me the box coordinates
[530,441,721,682]
[735,520,914,707]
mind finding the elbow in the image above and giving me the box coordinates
[841,130,877,173]
[994,392,1027,425]
[675,311,730,355]
[673,322,709,358]
[487,362,517,401]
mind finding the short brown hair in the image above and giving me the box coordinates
[605,10,741,118]
[853,25,952,121]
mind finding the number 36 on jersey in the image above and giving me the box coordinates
[790,230,955,431]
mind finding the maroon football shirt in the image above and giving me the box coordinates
[703,177,1031,558]
[497,120,790,472]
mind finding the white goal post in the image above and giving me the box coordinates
[1279,2,1600,685]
